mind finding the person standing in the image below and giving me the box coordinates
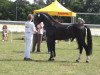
[75,17,85,49]
[24,14,37,61]
[76,17,85,28]
[2,25,8,41]
[32,22,44,52]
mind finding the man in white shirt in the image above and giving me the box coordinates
[32,22,44,52]
[24,14,37,61]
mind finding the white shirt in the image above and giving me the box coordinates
[25,21,36,37]
[37,22,44,34]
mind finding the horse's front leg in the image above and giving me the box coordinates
[47,38,55,61]
[84,45,91,63]
[49,51,55,61]
[52,40,56,57]
[76,53,82,63]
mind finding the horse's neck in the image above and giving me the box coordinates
[42,14,64,29]
[44,13,61,25]
[48,16,61,25]
[43,19,53,28]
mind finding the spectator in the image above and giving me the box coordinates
[76,17,85,49]
[32,22,44,52]
[76,17,85,28]
[2,25,8,41]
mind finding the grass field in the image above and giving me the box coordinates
[0,32,100,75]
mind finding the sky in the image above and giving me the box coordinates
[10,0,47,4]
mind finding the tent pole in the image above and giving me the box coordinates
[71,17,76,24]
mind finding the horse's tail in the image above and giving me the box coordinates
[85,26,92,55]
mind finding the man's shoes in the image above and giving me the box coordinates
[24,58,32,61]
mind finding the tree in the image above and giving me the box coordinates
[0,0,13,20]
[46,0,54,4]
[84,0,100,13]
[0,0,39,21]
[14,0,39,21]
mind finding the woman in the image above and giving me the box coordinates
[32,22,44,52]
[24,14,37,61]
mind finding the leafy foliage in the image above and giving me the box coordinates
[0,0,39,21]
[0,0,100,23]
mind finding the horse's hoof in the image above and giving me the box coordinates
[76,60,80,63]
[86,61,89,63]
[48,58,55,61]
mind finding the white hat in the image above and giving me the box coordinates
[77,17,85,24]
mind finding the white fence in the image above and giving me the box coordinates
[0,20,100,36]
[0,20,25,32]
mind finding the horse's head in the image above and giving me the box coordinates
[34,13,42,25]
[34,13,54,29]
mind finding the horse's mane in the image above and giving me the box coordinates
[41,13,61,25]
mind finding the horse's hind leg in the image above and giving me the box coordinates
[76,41,83,62]
[48,50,55,61]
[83,43,90,63]
[86,56,90,63]
[80,42,90,62]
[76,46,83,62]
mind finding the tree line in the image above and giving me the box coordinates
[0,0,100,24]
[0,0,39,21]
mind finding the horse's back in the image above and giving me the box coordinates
[54,24,71,40]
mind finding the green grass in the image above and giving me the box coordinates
[0,33,100,75]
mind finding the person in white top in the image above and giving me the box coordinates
[24,14,37,61]
[32,22,44,52]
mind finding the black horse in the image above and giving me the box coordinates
[34,13,92,63]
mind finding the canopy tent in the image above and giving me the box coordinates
[34,0,76,17]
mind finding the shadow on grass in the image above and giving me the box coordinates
[0,58,89,63]
[0,58,80,64]
[33,59,89,63]
[13,38,24,40]
[0,58,68,62]
[32,59,71,63]
[0,59,23,61]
